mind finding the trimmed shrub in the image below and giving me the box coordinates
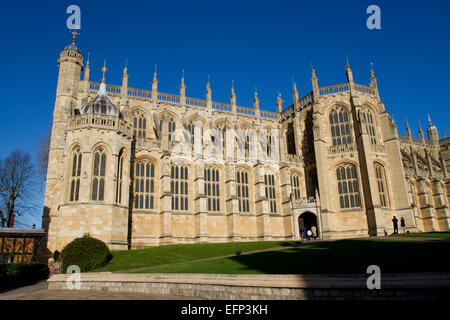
[61,235,112,272]
[0,262,49,289]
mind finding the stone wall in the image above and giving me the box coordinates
[47,272,450,300]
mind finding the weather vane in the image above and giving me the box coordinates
[71,28,79,43]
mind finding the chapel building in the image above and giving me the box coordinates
[42,35,450,256]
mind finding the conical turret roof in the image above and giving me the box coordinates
[80,83,118,116]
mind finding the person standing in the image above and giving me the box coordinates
[400,217,406,233]
[300,227,306,240]
[392,216,399,234]
[311,225,317,239]
[306,229,312,241]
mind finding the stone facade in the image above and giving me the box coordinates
[42,37,450,256]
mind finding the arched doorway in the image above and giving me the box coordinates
[298,212,318,238]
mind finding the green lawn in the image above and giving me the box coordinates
[136,238,450,274]
[96,241,297,272]
[390,232,450,238]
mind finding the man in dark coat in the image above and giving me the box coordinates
[392,216,399,234]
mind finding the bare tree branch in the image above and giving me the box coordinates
[0,150,38,228]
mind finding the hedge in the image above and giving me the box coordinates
[61,235,111,272]
[0,262,49,289]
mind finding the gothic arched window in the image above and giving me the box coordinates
[267,131,273,157]
[286,123,296,155]
[374,163,389,207]
[291,173,301,200]
[360,107,377,144]
[116,151,125,204]
[336,163,360,208]
[92,147,107,201]
[204,167,220,212]
[329,107,351,146]
[245,135,250,158]
[69,146,82,202]
[159,116,176,142]
[265,173,277,213]
[133,111,147,139]
[171,164,188,210]
[187,119,203,146]
[236,169,250,213]
[134,160,155,209]
[168,117,176,142]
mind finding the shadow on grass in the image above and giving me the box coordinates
[390,232,450,239]
[170,239,450,274]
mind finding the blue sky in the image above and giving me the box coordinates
[0,0,449,227]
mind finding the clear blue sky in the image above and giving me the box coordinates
[0,0,449,227]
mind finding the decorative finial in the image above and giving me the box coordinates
[71,28,79,43]
[206,75,212,95]
[428,113,432,124]
[405,120,411,136]
[86,52,90,66]
[153,64,158,82]
[418,122,424,138]
[101,60,107,83]
[346,55,350,67]
[370,62,376,78]
[153,64,158,80]
[231,79,234,88]
[180,69,185,86]
[125,59,128,69]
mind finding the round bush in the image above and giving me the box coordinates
[61,235,112,272]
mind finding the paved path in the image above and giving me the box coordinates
[0,282,49,300]
[0,282,193,300]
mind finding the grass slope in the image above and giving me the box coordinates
[96,241,296,272]
[137,239,450,274]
